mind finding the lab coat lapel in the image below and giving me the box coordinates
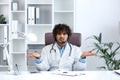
[59,43,70,65]
[53,43,61,61]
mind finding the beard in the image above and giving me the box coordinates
[60,41,66,44]
[59,38,67,44]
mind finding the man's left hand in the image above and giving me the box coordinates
[81,50,96,58]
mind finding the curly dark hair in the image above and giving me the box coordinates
[52,24,72,41]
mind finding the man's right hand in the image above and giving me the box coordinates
[28,52,41,58]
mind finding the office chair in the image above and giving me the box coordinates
[45,32,81,47]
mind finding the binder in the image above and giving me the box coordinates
[28,7,32,24]
[11,20,18,38]
[31,6,35,24]
[4,25,7,44]
[28,6,35,24]
[3,25,7,61]
[35,7,40,24]
[0,26,4,43]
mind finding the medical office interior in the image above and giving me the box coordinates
[0,0,120,73]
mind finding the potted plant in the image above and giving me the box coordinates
[89,33,120,70]
[0,14,7,24]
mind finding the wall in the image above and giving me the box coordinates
[75,0,120,70]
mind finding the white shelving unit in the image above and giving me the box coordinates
[10,0,26,71]
[0,0,75,71]
[0,0,10,71]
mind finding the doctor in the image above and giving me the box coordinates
[28,24,95,71]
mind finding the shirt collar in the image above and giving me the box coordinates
[56,43,66,49]
[56,43,67,57]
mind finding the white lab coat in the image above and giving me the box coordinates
[35,42,86,71]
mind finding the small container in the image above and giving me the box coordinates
[13,64,21,75]
[12,2,18,11]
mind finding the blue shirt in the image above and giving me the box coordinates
[56,44,66,57]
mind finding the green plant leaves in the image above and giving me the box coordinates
[93,33,102,43]
[0,14,7,24]
[89,33,120,70]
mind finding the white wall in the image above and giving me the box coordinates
[75,0,120,70]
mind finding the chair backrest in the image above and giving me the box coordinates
[45,32,81,47]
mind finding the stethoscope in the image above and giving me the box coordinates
[50,42,72,56]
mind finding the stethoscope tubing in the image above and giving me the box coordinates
[50,42,72,56]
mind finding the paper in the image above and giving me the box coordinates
[51,70,85,77]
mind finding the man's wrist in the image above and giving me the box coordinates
[36,57,40,59]
[35,58,42,64]
[81,56,86,59]
[79,57,86,63]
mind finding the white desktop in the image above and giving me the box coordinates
[0,70,119,80]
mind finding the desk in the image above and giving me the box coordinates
[0,71,119,80]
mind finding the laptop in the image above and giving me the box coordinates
[114,70,120,75]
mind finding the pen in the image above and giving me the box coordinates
[15,64,19,72]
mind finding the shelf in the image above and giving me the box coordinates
[27,43,45,45]
[0,24,9,26]
[54,10,74,13]
[0,65,8,67]
[27,24,52,26]
[11,52,25,54]
[27,3,52,5]
[13,37,25,40]
[11,10,25,13]
[27,42,45,45]
[27,0,52,5]
[0,3,9,5]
